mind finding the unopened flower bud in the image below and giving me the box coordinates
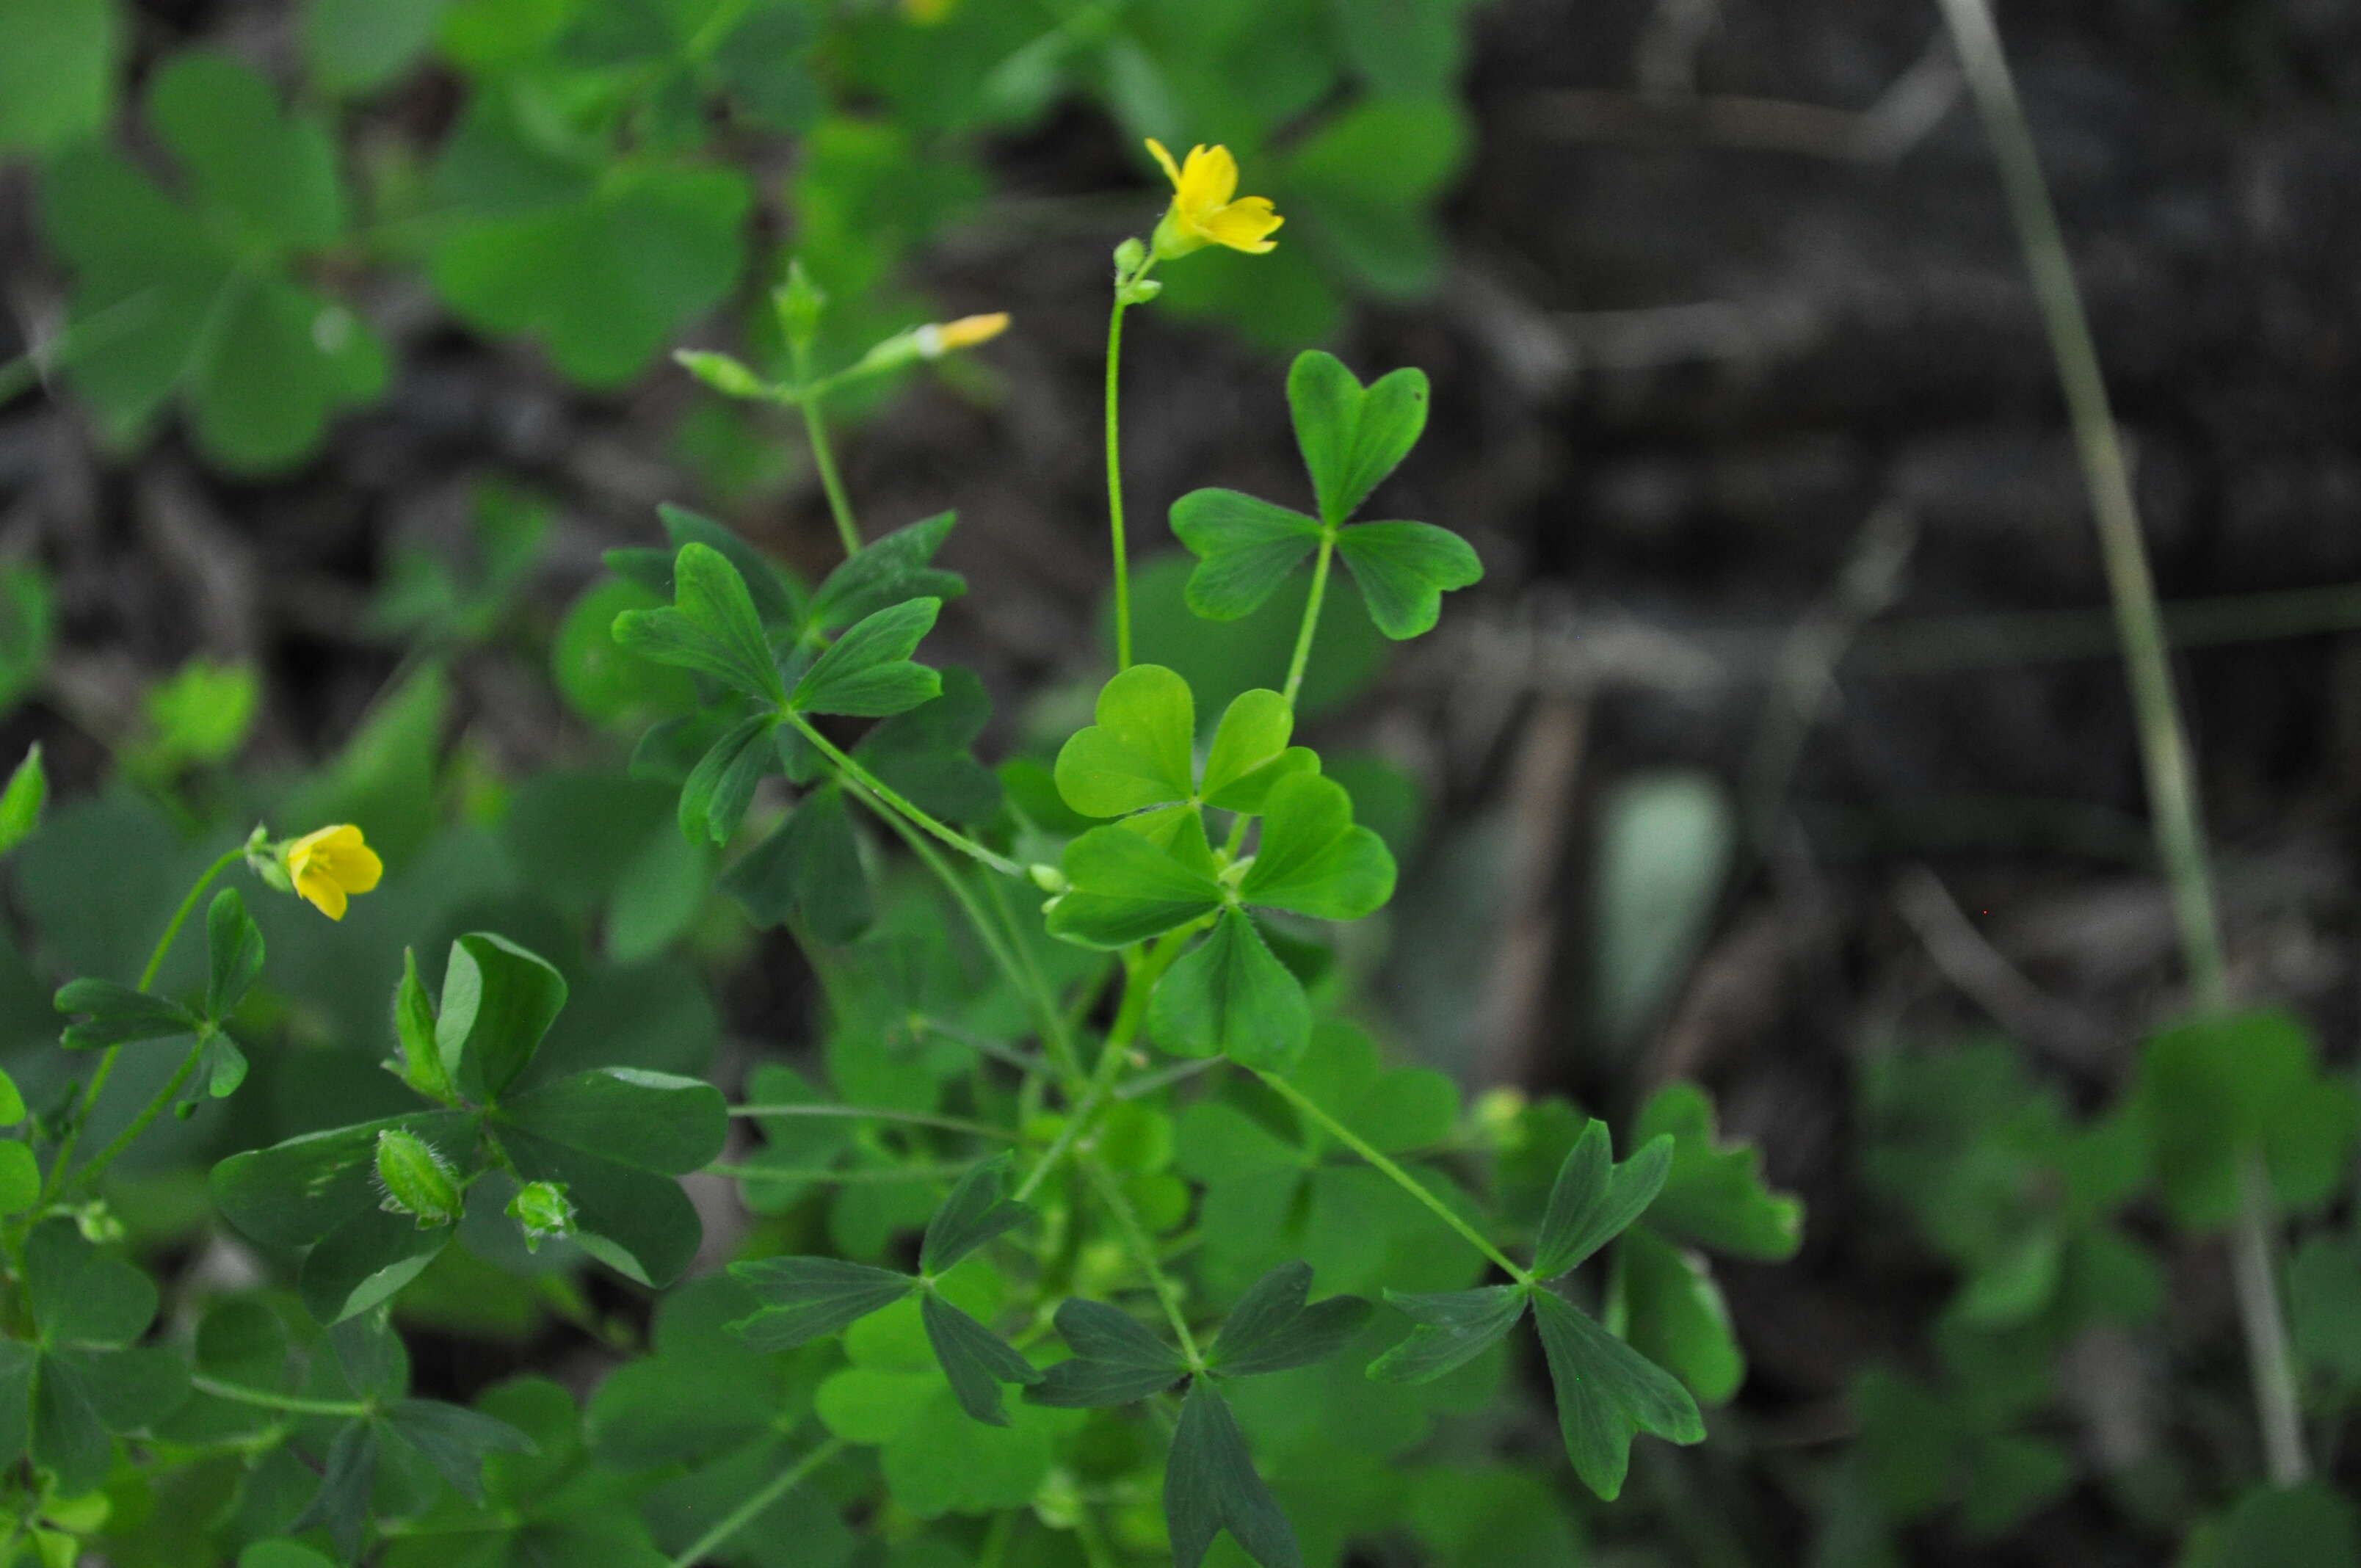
[375,1129,461,1228]
[1027,863,1070,894]
[675,349,773,399]
[507,1180,576,1252]
[1112,236,1147,275]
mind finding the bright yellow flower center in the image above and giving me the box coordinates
[1145,139,1283,258]
[283,824,383,921]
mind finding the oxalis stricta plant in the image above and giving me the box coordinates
[0,140,1800,1567]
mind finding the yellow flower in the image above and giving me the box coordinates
[916,312,1010,357]
[1145,139,1283,259]
[282,824,382,921]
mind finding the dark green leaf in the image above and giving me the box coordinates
[2139,1008,2360,1229]
[678,712,777,846]
[1169,490,1324,623]
[1332,521,1482,640]
[1532,1122,1672,1279]
[498,1067,728,1175]
[719,785,871,943]
[28,1219,157,1345]
[1166,1378,1301,1568]
[0,0,117,153]
[205,887,264,1021]
[288,1420,377,1564]
[496,1126,705,1288]
[1237,773,1396,921]
[921,1292,1042,1426]
[382,1398,537,1503]
[209,1110,478,1249]
[1530,1289,1703,1501]
[1367,1285,1528,1385]
[148,51,342,248]
[920,1155,1034,1274]
[854,667,1001,825]
[1206,1261,1372,1377]
[1147,910,1310,1070]
[1029,1299,1189,1407]
[2184,1482,2361,1568]
[1287,352,1428,526]
[790,598,943,716]
[728,1257,914,1350]
[808,512,964,632]
[612,542,787,704]
[653,504,804,630]
[300,1204,452,1324]
[438,932,568,1103]
[54,978,198,1050]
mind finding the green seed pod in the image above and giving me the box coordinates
[375,1129,460,1228]
[507,1180,577,1252]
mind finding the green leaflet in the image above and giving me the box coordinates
[790,598,944,717]
[1055,665,1316,826]
[1147,909,1311,1070]
[1166,1379,1300,1568]
[1530,1290,1705,1501]
[1169,352,1480,638]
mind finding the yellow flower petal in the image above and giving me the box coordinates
[1199,197,1283,255]
[296,873,349,921]
[282,823,382,920]
[1145,137,1183,190]
[933,312,1009,352]
[1178,143,1238,211]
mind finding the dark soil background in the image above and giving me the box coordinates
[5,1,2361,1561]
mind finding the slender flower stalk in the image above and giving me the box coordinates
[1934,0,2306,1487]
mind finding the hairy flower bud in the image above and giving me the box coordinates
[375,1129,460,1228]
[507,1180,577,1252]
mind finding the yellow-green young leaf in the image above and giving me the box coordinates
[0,1141,39,1214]
[1200,690,1316,813]
[1054,664,1197,819]
[0,744,46,854]
[139,659,260,772]
[1286,351,1429,526]
[1147,910,1310,1070]
[0,1067,23,1125]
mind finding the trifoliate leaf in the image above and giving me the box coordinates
[1147,909,1310,1070]
[1530,1289,1703,1501]
[919,1155,1033,1274]
[1205,1261,1372,1377]
[1287,352,1429,526]
[920,1293,1041,1426]
[1331,521,1483,641]
[790,598,943,716]
[53,979,198,1050]
[1531,1121,1672,1280]
[1166,1378,1301,1568]
[2138,1008,2361,1230]
[728,1257,915,1351]
[1367,1285,1528,1386]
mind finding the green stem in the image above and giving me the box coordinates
[728,1103,1019,1141]
[1083,1157,1198,1363]
[65,1031,210,1196]
[792,345,863,557]
[188,1374,370,1420]
[979,1511,1019,1568]
[786,713,1023,877]
[44,847,242,1203]
[1013,932,1189,1203]
[1935,0,2303,1487]
[1283,532,1336,708]
[1106,295,1133,670]
[664,1438,844,1568]
[871,801,1083,1088]
[709,1161,980,1185]
[1255,1070,1528,1283]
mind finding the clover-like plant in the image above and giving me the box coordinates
[208,932,726,1321]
